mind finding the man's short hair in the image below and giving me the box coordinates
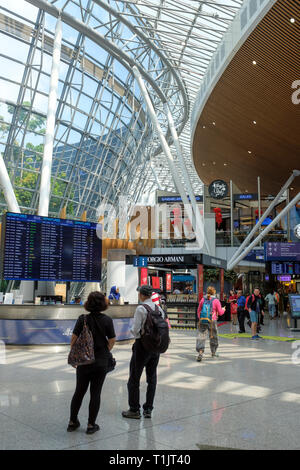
[137,285,153,297]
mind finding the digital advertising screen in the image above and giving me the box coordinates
[0,212,102,282]
[289,294,300,319]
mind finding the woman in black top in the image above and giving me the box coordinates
[68,292,116,435]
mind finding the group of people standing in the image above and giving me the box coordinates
[67,285,167,433]
[66,283,290,434]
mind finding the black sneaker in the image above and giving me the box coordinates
[67,419,80,432]
[122,409,141,419]
[86,424,100,435]
[197,353,203,362]
[143,409,152,418]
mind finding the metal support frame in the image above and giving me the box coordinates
[229,170,300,266]
[230,180,234,247]
[38,16,62,217]
[227,191,300,271]
[0,154,20,213]
[287,188,291,241]
[163,102,209,253]
[132,65,204,251]
[257,176,262,246]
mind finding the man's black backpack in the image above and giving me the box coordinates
[141,304,170,354]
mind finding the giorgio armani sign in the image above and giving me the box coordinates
[147,255,185,264]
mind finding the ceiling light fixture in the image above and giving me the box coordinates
[252,60,257,65]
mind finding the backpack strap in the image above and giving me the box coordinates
[143,303,160,316]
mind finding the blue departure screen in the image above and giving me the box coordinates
[0,212,102,282]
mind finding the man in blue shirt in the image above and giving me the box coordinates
[237,290,247,333]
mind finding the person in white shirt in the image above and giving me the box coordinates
[122,285,165,420]
[265,291,277,320]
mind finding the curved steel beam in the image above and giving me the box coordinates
[24,0,187,156]
[91,0,189,122]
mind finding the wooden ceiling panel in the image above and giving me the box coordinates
[193,0,300,196]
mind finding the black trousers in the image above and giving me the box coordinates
[238,307,247,332]
[127,340,160,412]
[70,362,107,425]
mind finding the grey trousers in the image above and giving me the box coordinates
[196,321,218,354]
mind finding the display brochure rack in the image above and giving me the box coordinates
[166,294,198,329]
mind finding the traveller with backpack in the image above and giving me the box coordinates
[67,292,116,435]
[196,286,225,362]
[247,287,265,340]
[122,284,169,420]
[236,290,247,333]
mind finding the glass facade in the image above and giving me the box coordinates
[0,0,243,220]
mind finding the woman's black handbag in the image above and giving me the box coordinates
[107,352,116,373]
[93,317,116,373]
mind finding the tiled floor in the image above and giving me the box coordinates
[1,316,300,450]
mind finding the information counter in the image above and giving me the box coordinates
[0,304,136,345]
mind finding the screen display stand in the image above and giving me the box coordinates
[290,319,300,332]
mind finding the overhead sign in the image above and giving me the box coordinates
[264,242,300,261]
[127,253,227,269]
[208,180,229,199]
[157,195,203,203]
[234,193,258,201]
[244,249,265,263]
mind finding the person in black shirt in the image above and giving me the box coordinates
[67,292,116,435]
[247,288,265,339]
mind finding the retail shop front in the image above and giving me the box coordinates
[126,253,227,330]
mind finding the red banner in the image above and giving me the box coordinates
[166,273,172,292]
[140,268,148,286]
[220,268,224,301]
[152,276,160,289]
[197,264,204,302]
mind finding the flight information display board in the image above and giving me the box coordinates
[271,262,300,275]
[0,212,102,282]
[264,242,300,261]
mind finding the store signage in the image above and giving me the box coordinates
[277,275,292,282]
[201,254,228,270]
[208,180,229,199]
[147,255,186,264]
[234,193,258,201]
[127,253,227,269]
[133,256,148,267]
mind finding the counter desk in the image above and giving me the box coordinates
[0,304,137,345]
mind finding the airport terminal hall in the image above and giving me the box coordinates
[1,0,300,455]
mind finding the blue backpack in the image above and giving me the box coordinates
[200,298,213,323]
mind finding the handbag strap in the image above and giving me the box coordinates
[89,314,108,345]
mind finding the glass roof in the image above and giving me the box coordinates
[0,0,244,220]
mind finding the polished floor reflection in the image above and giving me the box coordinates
[0,318,300,450]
